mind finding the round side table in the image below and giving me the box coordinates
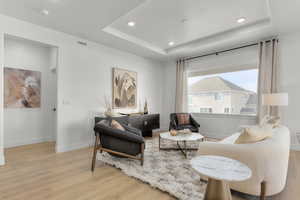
[190,155,252,200]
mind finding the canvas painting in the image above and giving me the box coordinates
[4,67,41,108]
[113,68,137,108]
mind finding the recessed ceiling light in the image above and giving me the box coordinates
[237,17,246,23]
[181,18,188,23]
[168,41,174,46]
[41,9,49,15]
[127,21,135,27]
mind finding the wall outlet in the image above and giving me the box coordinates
[296,132,300,144]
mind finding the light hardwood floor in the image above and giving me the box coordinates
[0,142,299,200]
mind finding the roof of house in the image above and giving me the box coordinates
[246,93,258,105]
[240,94,258,114]
[189,76,249,93]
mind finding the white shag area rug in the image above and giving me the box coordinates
[97,137,206,200]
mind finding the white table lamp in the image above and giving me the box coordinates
[261,93,288,121]
[262,93,288,106]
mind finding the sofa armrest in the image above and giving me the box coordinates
[197,142,264,183]
[190,116,200,127]
[95,125,144,144]
[197,127,291,196]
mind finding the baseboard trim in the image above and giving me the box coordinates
[4,137,54,148]
[291,144,300,151]
[56,140,93,153]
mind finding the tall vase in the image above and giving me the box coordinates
[144,100,148,115]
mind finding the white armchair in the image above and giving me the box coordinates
[197,125,290,199]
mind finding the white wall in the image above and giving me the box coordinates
[0,14,164,165]
[3,36,57,147]
[161,61,177,130]
[278,31,300,149]
[0,33,3,165]
[56,41,164,152]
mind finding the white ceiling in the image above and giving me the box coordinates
[0,0,298,60]
[109,0,269,49]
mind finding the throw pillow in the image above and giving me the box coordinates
[260,115,281,128]
[111,120,125,131]
[267,116,281,128]
[176,114,190,125]
[97,119,110,126]
[235,124,273,144]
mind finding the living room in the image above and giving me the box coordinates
[0,0,299,200]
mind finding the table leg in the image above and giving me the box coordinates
[184,141,187,156]
[159,135,161,151]
[176,141,187,158]
[204,178,232,200]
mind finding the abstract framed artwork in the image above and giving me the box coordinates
[4,67,41,108]
[112,68,137,109]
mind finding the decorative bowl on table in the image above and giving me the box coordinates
[170,129,178,136]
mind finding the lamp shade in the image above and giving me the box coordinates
[262,93,288,106]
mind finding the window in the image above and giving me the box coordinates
[200,108,212,113]
[188,69,258,116]
[214,93,223,100]
[224,107,230,113]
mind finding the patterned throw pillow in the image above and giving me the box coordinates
[111,120,125,131]
[176,114,190,125]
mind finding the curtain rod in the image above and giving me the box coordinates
[181,38,278,62]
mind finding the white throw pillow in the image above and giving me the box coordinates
[267,116,281,128]
[260,115,281,128]
[235,124,273,144]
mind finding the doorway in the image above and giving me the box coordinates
[3,35,58,153]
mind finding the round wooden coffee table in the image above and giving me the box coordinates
[190,155,252,200]
[159,131,204,158]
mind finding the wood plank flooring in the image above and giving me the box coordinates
[0,142,299,200]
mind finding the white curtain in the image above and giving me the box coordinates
[175,59,188,113]
[257,39,279,122]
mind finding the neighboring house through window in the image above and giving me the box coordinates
[200,108,212,113]
[224,107,230,113]
[188,69,258,116]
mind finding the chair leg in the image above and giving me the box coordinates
[140,143,145,166]
[260,181,266,200]
[91,134,99,172]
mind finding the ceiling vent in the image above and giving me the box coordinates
[77,41,87,46]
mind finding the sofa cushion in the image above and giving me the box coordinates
[111,120,125,131]
[235,124,273,144]
[176,114,190,125]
